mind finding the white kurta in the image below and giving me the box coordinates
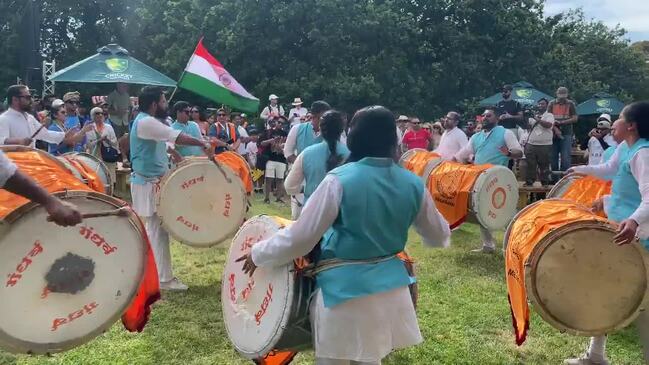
[252,174,451,361]
[0,108,65,147]
[434,127,468,160]
[0,150,17,187]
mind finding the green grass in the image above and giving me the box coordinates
[1,194,644,364]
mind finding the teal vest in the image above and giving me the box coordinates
[608,139,649,249]
[317,157,424,307]
[296,122,322,155]
[472,126,509,166]
[130,112,169,184]
[172,121,203,157]
[302,141,350,202]
[601,143,626,181]
[602,145,617,163]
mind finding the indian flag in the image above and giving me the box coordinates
[178,38,259,113]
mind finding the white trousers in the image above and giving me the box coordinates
[586,309,649,362]
[143,214,173,283]
[316,359,380,365]
[479,225,496,249]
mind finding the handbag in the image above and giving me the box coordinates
[94,129,120,163]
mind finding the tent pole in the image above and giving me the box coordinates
[168,86,179,103]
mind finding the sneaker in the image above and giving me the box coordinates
[159,277,188,291]
[564,355,609,365]
[471,246,496,254]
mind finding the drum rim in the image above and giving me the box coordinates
[524,220,649,336]
[157,158,247,247]
[0,145,75,176]
[547,173,585,199]
[397,148,428,167]
[62,152,114,196]
[0,190,148,354]
[222,215,296,358]
[470,165,519,231]
[422,158,443,184]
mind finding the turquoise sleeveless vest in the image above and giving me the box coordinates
[172,120,203,157]
[471,126,509,166]
[302,141,350,202]
[296,122,322,155]
[608,138,649,249]
[130,112,169,184]
[601,143,627,181]
[602,145,617,163]
[317,157,424,307]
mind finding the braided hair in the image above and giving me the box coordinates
[320,110,346,171]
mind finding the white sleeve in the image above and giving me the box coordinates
[629,149,649,240]
[280,106,285,116]
[504,129,523,152]
[543,113,555,124]
[136,117,181,142]
[33,117,65,144]
[456,130,469,150]
[572,145,620,178]
[0,116,9,144]
[454,136,475,162]
[414,189,451,248]
[238,127,249,138]
[0,150,17,187]
[284,153,305,195]
[251,174,342,267]
[260,107,270,120]
[107,125,119,150]
[283,124,299,158]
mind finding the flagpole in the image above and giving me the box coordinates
[169,36,204,103]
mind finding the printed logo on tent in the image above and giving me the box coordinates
[515,89,532,98]
[596,99,611,108]
[105,58,129,73]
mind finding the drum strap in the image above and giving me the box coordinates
[298,254,397,278]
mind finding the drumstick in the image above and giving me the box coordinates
[30,124,47,139]
[210,158,233,183]
[46,207,130,222]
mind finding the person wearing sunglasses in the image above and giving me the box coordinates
[402,117,432,151]
[435,111,468,160]
[208,108,240,153]
[583,114,617,166]
[171,101,204,157]
[47,105,94,156]
[454,107,523,254]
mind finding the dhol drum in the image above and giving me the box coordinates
[398,148,441,180]
[215,151,254,194]
[547,173,612,206]
[504,199,649,344]
[422,160,519,230]
[61,152,114,195]
[157,157,246,247]
[0,190,148,354]
[223,215,420,360]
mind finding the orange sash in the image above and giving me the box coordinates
[561,175,611,207]
[426,162,491,228]
[215,151,253,193]
[403,150,439,177]
[505,200,608,345]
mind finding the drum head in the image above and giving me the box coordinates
[547,173,582,199]
[64,153,114,196]
[157,159,246,247]
[471,166,519,231]
[0,191,147,354]
[525,221,649,336]
[222,216,296,359]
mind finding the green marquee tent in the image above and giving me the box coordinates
[576,92,625,116]
[478,81,553,107]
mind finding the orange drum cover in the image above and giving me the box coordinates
[504,199,648,344]
[215,151,254,194]
[548,174,611,208]
[398,148,440,177]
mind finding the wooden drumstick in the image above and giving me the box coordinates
[30,124,47,139]
[210,158,233,183]
[46,207,131,222]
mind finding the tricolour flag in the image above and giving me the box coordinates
[178,38,259,113]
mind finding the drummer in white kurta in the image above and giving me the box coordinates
[129,86,217,291]
[238,106,451,365]
[434,111,468,160]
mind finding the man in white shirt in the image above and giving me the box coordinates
[0,150,82,226]
[396,115,409,154]
[524,98,555,186]
[287,97,308,127]
[130,86,217,291]
[260,94,286,129]
[435,111,468,160]
[0,85,76,148]
[586,114,617,166]
[233,113,250,155]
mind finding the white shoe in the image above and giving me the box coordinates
[471,246,495,254]
[564,354,609,365]
[159,277,188,291]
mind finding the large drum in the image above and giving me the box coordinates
[0,191,148,354]
[504,199,649,344]
[215,151,253,194]
[222,215,419,360]
[60,152,114,195]
[422,160,518,230]
[398,148,441,180]
[157,157,246,247]
[547,173,611,206]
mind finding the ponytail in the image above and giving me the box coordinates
[320,110,345,171]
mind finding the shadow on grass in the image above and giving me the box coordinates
[452,251,505,280]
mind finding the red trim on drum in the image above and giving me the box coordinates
[508,295,529,346]
[449,215,467,230]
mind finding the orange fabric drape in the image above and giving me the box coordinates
[63,156,106,194]
[560,175,611,207]
[215,151,253,193]
[0,151,92,218]
[426,161,491,229]
[255,351,298,365]
[402,150,440,177]
[505,200,608,345]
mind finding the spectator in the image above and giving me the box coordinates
[85,107,119,186]
[107,82,130,138]
[583,114,617,166]
[47,104,92,156]
[190,106,209,136]
[430,121,443,150]
[402,117,432,151]
[245,129,262,193]
[208,108,240,153]
[171,101,204,157]
[547,86,578,174]
[260,118,288,204]
[288,97,308,127]
[396,115,409,151]
[435,111,468,160]
[232,113,250,156]
[496,84,525,138]
[98,101,112,125]
[523,98,554,186]
[260,94,286,128]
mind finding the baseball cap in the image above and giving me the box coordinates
[51,99,64,108]
[597,113,612,123]
[268,94,279,101]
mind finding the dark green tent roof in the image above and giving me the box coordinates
[478,81,553,107]
[576,92,625,116]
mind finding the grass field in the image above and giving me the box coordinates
[1,194,644,365]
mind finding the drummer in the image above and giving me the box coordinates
[284,110,350,203]
[171,101,205,157]
[434,111,468,160]
[130,86,218,291]
[237,106,451,365]
[453,108,523,253]
[564,101,649,365]
[0,150,82,226]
